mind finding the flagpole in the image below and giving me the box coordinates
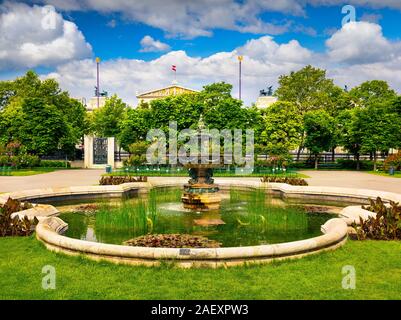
[237,56,243,100]
[96,57,100,108]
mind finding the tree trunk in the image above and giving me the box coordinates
[331,146,335,162]
[370,152,373,161]
[296,131,305,162]
[373,151,377,171]
[315,155,319,169]
[356,153,360,171]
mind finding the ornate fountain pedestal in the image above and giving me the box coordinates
[181,164,221,211]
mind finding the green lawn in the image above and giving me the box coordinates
[1,236,400,300]
[0,167,78,176]
[368,171,401,178]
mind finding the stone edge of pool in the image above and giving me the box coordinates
[2,181,399,268]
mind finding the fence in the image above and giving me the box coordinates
[115,151,387,163]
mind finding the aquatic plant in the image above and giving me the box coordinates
[124,234,221,248]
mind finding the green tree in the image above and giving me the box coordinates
[275,65,342,160]
[18,97,68,155]
[349,80,397,108]
[0,71,86,156]
[90,94,128,137]
[337,108,364,170]
[303,110,335,169]
[118,107,153,151]
[356,103,400,171]
[260,101,302,157]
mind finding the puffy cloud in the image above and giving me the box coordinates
[0,2,92,71]
[31,0,401,39]
[326,21,400,64]
[33,0,306,38]
[139,36,171,53]
[43,36,316,106]
[41,21,401,108]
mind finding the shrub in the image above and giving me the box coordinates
[0,154,40,168]
[99,175,147,185]
[352,197,401,240]
[336,159,382,171]
[123,155,147,167]
[0,198,37,237]
[39,160,71,168]
[260,176,308,186]
[383,152,401,171]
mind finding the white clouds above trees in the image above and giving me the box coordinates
[326,21,400,64]
[0,2,92,70]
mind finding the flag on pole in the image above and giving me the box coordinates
[172,65,177,72]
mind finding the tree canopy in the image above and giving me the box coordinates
[0,71,86,155]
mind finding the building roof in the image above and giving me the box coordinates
[136,83,198,99]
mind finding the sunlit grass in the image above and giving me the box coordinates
[1,236,400,300]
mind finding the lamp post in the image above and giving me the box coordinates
[237,55,243,100]
[96,57,100,108]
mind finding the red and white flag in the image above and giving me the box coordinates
[172,65,177,72]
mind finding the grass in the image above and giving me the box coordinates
[1,236,400,300]
[368,171,401,178]
[0,167,76,176]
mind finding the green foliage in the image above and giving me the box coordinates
[349,80,397,107]
[89,94,128,137]
[303,110,335,168]
[123,141,150,167]
[118,81,262,149]
[352,197,401,240]
[0,71,86,156]
[0,141,40,168]
[260,101,302,156]
[275,65,342,115]
[39,160,71,168]
[0,198,37,237]
[336,159,377,171]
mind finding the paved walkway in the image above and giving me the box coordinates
[0,169,400,194]
[300,170,401,193]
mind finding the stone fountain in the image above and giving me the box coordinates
[181,116,222,211]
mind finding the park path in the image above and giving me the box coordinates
[0,169,400,194]
[300,170,401,193]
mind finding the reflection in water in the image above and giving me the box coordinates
[59,188,339,248]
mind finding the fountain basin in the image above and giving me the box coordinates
[2,181,399,268]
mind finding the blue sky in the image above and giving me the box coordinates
[58,4,399,59]
[1,1,401,105]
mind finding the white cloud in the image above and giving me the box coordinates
[33,0,401,38]
[0,2,92,71]
[139,35,170,53]
[42,36,316,107]
[41,21,401,108]
[326,21,400,64]
[35,0,306,38]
